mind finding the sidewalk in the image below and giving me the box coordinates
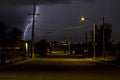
[94,57,116,61]
[0,57,24,64]
[0,57,32,71]
[93,57,120,66]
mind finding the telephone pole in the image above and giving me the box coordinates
[93,21,96,59]
[102,17,105,58]
[31,0,38,58]
[85,32,88,57]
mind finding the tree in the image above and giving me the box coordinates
[35,39,47,56]
[0,22,23,48]
[97,23,112,50]
[7,27,23,47]
[6,27,24,59]
[0,22,24,61]
[90,23,112,55]
[0,21,7,47]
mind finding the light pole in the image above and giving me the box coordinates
[85,32,88,57]
[93,20,96,59]
[102,17,105,58]
[25,42,28,56]
[80,17,96,59]
[68,41,70,55]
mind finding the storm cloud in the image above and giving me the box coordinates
[0,0,97,6]
[0,0,72,6]
[0,0,120,42]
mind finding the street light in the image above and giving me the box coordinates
[25,42,28,56]
[80,17,96,59]
[81,16,86,21]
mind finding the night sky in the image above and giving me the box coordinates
[0,0,120,42]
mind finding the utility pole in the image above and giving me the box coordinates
[85,32,88,57]
[93,21,96,59]
[31,1,36,58]
[80,17,96,59]
[68,41,70,55]
[102,17,105,58]
[30,0,38,58]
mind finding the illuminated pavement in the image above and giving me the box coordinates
[0,57,120,80]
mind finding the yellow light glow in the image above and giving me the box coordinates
[81,17,85,21]
[25,42,28,54]
[25,43,28,49]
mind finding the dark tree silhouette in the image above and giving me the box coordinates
[0,22,24,63]
[90,23,112,56]
[6,27,24,60]
[97,23,112,50]
[0,21,7,64]
[7,27,23,47]
[0,22,23,48]
[0,21,7,47]
[35,39,47,56]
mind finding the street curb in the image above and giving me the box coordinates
[0,58,33,71]
[93,59,120,67]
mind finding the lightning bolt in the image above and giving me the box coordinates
[23,6,39,40]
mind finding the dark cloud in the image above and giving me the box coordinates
[0,0,120,42]
[73,0,96,3]
[0,0,97,6]
[0,0,71,6]
[38,0,72,4]
[81,0,96,2]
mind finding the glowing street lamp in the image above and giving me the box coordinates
[80,16,86,21]
[25,42,28,55]
[80,16,96,59]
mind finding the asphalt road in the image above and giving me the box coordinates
[0,58,120,80]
